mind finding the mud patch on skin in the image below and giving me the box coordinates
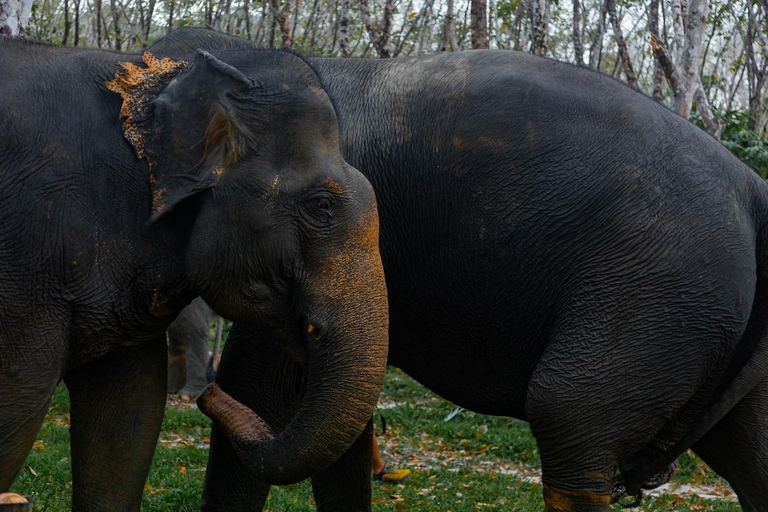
[262,175,281,209]
[543,484,611,510]
[152,188,167,216]
[149,289,173,317]
[106,52,188,184]
[320,177,343,194]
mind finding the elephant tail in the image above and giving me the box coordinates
[624,177,768,495]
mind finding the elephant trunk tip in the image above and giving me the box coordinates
[197,383,276,443]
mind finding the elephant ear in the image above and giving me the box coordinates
[108,50,255,222]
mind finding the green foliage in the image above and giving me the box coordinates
[692,109,768,178]
[12,373,740,511]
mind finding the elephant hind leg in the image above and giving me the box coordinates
[64,338,168,511]
[524,313,712,511]
[692,376,768,512]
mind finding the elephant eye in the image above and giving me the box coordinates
[315,196,332,212]
[300,193,335,227]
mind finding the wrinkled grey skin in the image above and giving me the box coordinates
[167,297,213,397]
[0,39,388,511]
[152,30,768,512]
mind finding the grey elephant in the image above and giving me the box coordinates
[167,298,215,398]
[152,29,768,512]
[0,40,388,510]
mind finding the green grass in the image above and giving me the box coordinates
[12,369,740,511]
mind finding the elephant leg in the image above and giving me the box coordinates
[692,375,768,511]
[0,326,66,491]
[168,297,213,398]
[525,338,673,509]
[202,324,305,511]
[310,419,374,512]
[64,338,167,511]
[167,331,187,394]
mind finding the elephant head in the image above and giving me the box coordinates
[109,50,388,484]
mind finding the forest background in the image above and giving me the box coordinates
[1,0,767,177]
[2,0,767,177]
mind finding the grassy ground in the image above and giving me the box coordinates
[13,368,739,511]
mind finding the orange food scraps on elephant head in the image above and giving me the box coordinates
[321,177,343,194]
[106,52,188,181]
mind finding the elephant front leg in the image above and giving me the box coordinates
[202,323,305,511]
[64,338,168,511]
[311,419,374,512]
[0,323,67,492]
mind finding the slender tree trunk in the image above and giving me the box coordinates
[440,0,455,51]
[144,0,155,42]
[339,0,349,55]
[670,0,685,62]
[268,3,276,47]
[63,0,70,43]
[74,0,80,44]
[95,0,102,47]
[672,0,708,117]
[529,0,548,56]
[290,0,301,40]
[359,0,392,57]
[167,0,174,33]
[470,0,488,49]
[110,0,121,48]
[572,0,583,65]
[243,0,250,38]
[416,0,433,55]
[694,81,722,139]
[648,0,664,101]
[589,0,607,68]
[305,0,320,48]
[606,0,637,88]
[745,1,768,132]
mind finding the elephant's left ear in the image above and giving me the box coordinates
[108,50,256,223]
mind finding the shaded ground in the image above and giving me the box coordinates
[13,369,740,511]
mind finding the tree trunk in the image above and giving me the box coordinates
[694,81,722,139]
[96,0,103,47]
[167,0,174,34]
[339,0,349,56]
[243,0,250,39]
[359,0,392,57]
[648,0,664,101]
[73,0,80,45]
[529,0,548,56]
[572,0,583,65]
[0,0,33,35]
[606,0,637,88]
[144,0,155,43]
[110,0,121,49]
[269,0,292,48]
[470,0,488,49]
[440,0,456,51]
[416,0,433,55]
[672,0,708,118]
[588,0,607,68]
[63,0,70,44]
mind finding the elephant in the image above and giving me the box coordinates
[151,29,768,512]
[167,297,214,398]
[0,38,389,510]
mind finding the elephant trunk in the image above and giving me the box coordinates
[198,206,389,485]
